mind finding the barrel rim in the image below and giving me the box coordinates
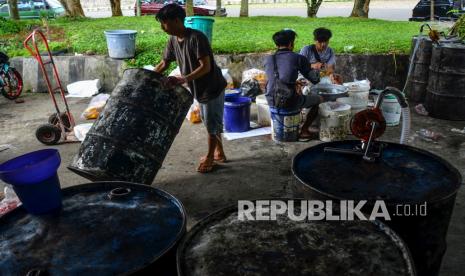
[291,140,462,205]
[176,197,416,276]
[0,181,187,276]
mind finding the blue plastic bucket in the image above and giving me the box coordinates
[184,16,214,44]
[104,30,137,59]
[270,107,301,142]
[224,96,251,132]
[0,149,62,215]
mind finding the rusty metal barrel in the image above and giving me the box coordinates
[425,43,465,120]
[69,69,193,184]
[292,141,462,276]
[407,35,461,103]
[0,182,186,275]
[177,199,416,276]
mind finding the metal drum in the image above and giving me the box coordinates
[407,35,461,103]
[426,43,465,120]
[177,199,416,276]
[69,69,193,184]
[292,141,461,276]
[0,182,186,275]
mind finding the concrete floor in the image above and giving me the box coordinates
[1,93,464,275]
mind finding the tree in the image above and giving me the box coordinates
[57,0,72,16]
[57,0,85,17]
[240,0,248,17]
[7,0,20,20]
[68,0,85,17]
[186,0,194,16]
[350,0,371,18]
[305,0,323,18]
[216,0,222,17]
[109,0,123,16]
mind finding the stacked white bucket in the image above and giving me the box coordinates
[335,80,371,136]
[319,102,352,142]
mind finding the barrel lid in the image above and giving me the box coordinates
[0,182,186,275]
[177,200,415,276]
[292,141,461,204]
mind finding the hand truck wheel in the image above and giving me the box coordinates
[36,123,61,145]
[48,112,71,129]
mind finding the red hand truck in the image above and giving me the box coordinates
[24,29,77,145]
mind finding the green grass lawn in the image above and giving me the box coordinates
[1,16,423,67]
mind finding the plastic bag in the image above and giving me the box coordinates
[74,123,94,141]
[169,66,181,77]
[186,99,202,124]
[343,79,371,92]
[222,69,234,89]
[66,79,101,98]
[240,79,262,100]
[242,68,267,92]
[81,93,110,120]
[0,185,21,217]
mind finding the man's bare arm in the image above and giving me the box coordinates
[184,56,211,82]
[154,60,170,74]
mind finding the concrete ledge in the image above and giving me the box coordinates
[11,56,125,93]
[11,53,409,93]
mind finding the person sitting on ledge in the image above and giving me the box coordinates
[300,27,343,85]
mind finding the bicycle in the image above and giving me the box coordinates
[0,52,23,100]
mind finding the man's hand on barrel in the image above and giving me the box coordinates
[163,76,187,88]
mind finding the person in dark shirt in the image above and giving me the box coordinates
[154,4,227,173]
[264,29,322,139]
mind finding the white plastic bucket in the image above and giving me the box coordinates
[319,102,351,142]
[336,97,367,134]
[256,94,271,126]
[270,108,301,142]
[381,95,401,126]
[104,30,137,59]
[348,90,369,106]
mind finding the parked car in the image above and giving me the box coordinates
[135,0,227,17]
[409,0,465,21]
[0,0,65,19]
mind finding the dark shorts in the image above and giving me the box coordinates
[298,93,321,109]
[200,90,225,135]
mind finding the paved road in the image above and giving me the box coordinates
[85,1,416,21]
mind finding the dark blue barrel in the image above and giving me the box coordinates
[425,43,465,120]
[292,140,462,276]
[223,96,251,132]
[177,199,415,276]
[0,181,186,275]
[68,69,193,184]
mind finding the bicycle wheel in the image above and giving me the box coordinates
[1,68,23,100]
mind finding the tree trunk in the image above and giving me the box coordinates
[216,0,222,17]
[109,0,123,16]
[240,0,248,17]
[186,0,194,16]
[350,0,370,18]
[305,0,323,18]
[67,0,86,17]
[58,0,72,16]
[7,0,20,20]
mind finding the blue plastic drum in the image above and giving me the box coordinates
[0,149,62,215]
